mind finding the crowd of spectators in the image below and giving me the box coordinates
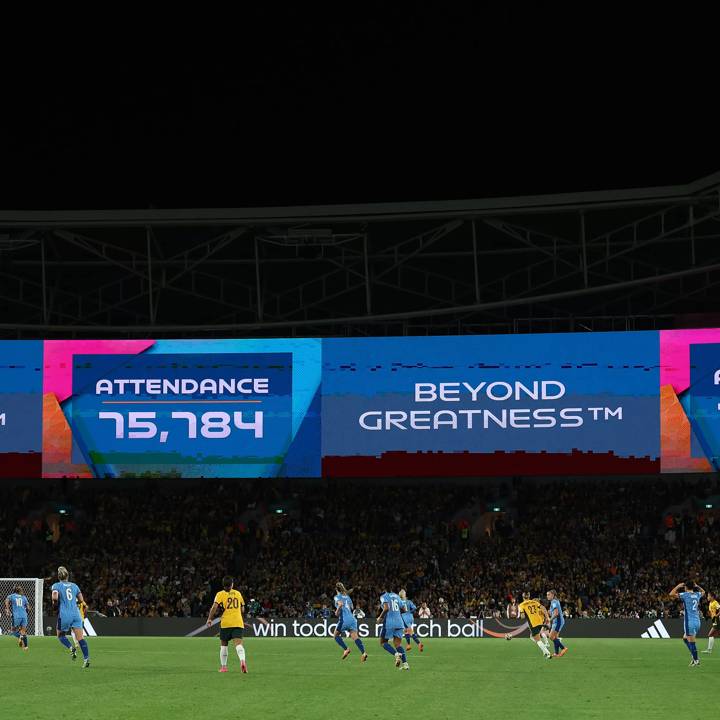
[1,476,719,620]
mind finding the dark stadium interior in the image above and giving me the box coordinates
[1,14,719,717]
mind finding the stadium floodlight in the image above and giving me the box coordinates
[0,578,44,636]
[706,503,713,509]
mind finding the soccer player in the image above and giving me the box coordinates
[377,588,409,670]
[51,566,90,668]
[4,585,30,650]
[399,589,424,652]
[333,582,368,662]
[207,576,247,674]
[518,592,552,659]
[546,589,568,657]
[669,580,705,667]
[71,597,90,652]
[702,591,720,654]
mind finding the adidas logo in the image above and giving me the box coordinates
[641,620,670,639]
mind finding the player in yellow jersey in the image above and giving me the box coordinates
[518,592,552,659]
[702,591,720,654]
[207,576,247,674]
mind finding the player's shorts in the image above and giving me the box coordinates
[551,617,565,633]
[58,613,83,633]
[381,624,405,640]
[684,618,701,637]
[12,615,28,629]
[401,612,414,628]
[336,616,358,633]
[528,624,543,637]
[219,626,244,642]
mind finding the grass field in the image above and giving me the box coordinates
[3,636,719,719]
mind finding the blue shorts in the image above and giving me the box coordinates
[551,617,565,633]
[685,618,701,637]
[58,613,83,633]
[12,615,28,629]
[401,613,414,628]
[336,616,358,633]
[381,625,405,640]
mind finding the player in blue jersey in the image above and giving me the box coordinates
[51,566,90,668]
[4,585,31,650]
[546,589,568,657]
[377,588,409,670]
[399,589,424,652]
[333,582,368,662]
[670,580,705,667]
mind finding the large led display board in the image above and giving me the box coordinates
[0,330,717,477]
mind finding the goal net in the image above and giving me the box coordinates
[0,578,44,636]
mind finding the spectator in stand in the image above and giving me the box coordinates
[418,602,432,619]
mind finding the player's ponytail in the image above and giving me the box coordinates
[336,581,347,594]
[58,566,69,581]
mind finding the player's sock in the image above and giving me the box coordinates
[554,639,565,653]
[689,642,698,661]
[58,635,73,650]
[411,633,421,645]
[683,639,692,655]
[334,635,348,651]
[78,639,89,660]
[22,636,28,648]
[708,637,715,651]
[354,638,365,653]
[397,646,407,662]
[235,644,246,662]
[382,642,397,656]
[220,646,228,667]
[537,640,550,657]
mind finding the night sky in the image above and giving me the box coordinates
[2,11,714,210]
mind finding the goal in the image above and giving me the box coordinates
[0,578,44,636]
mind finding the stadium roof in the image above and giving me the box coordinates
[1,172,719,337]
[1,173,719,228]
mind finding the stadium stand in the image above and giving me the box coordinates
[2,477,717,620]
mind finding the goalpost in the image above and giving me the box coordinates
[0,578,44,637]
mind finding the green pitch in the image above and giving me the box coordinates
[2,637,719,719]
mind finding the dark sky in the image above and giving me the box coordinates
[2,11,715,209]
